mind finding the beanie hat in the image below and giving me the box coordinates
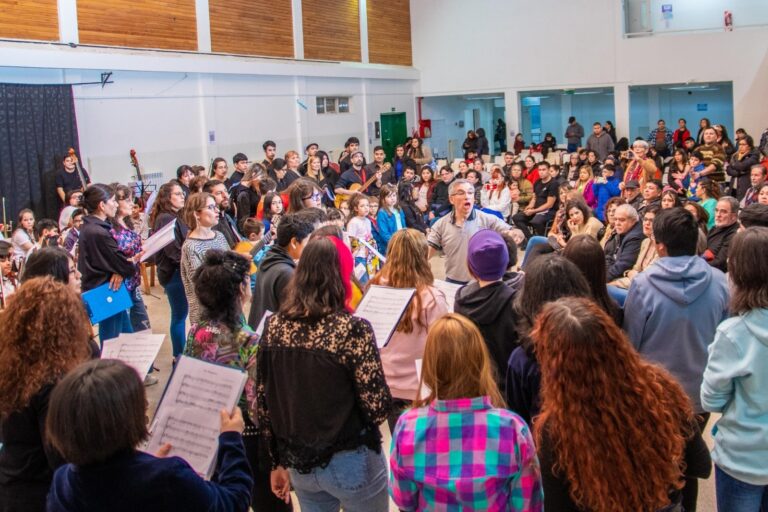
[467,229,509,281]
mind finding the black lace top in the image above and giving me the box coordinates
[255,311,392,473]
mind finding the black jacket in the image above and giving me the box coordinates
[247,246,295,328]
[78,216,136,291]
[455,280,521,391]
[727,149,760,200]
[706,222,739,273]
[430,180,452,215]
[401,202,428,233]
[605,221,645,282]
[152,213,188,287]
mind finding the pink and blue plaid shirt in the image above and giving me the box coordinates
[389,396,543,511]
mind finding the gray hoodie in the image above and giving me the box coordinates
[623,255,729,412]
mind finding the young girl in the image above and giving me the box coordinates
[45,359,252,511]
[696,178,720,230]
[11,208,35,263]
[346,193,379,283]
[667,148,691,194]
[574,165,597,209]
[480,168,512,219]
[376,184,406,253]
[261,192,283,234]
[415,166,436,214]
[370,229,448,431]
[398,182,428,234]
[522,155,539,184]
[389,314,543,511]
[367,196,385,251]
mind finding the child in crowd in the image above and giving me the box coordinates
[338,199,350,218]
[687,151,706,198]
[368,196,385,250]
[376,184,406,253]
[62,208,84,253]
[480,168,512,219]
[345,193,379,284]
[261,191,283,234]
[465,170,483,205]
[45,359,252,511]
[389,314,543,510]
[234,218,267,292]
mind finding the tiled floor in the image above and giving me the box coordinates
[141,254,717,512]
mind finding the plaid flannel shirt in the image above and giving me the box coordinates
[389,396,543,511]
[647,128,674,151]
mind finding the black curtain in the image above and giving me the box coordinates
[0,83,81,224]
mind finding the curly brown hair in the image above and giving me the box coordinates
[0,277,92,417]
[532,297,693,511]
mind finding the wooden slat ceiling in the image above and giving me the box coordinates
[367,0,412,66]
[302,0,360,62]
[0,0,59,41]
[209,0,294,58]
[77,0,198,51]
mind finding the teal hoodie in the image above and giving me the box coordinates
[701,308,768,486]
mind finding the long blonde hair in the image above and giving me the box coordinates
[413,314,505,408]
[370,229,434,333]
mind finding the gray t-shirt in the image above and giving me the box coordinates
[427,208,512,282]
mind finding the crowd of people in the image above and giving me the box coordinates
[1,120,768,512]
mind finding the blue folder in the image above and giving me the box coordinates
[82,282,132,325]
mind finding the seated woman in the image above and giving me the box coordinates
[45,359,252,512]
[480,167,512,219]
[389,314,543,511]
[184,250,290,511]
[21,246,81,293]
[573,165,597,209]
[531,297,711,511]
[559,200,603,245]
[0,278,93,511]
[521,183,577,267]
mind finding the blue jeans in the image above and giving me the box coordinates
[522,235,549,267]
[607,285,629,307]
[98,310,132,346]
[567,143,578,153]
[163,269,188,357]
[716,465,768,512]
[288,446,389,512]
[129,286,151,332]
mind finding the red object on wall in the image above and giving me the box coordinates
[418,119,432,138]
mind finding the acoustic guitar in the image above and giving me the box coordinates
[334,165,388,208]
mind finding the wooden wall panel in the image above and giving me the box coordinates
[209,0,293,57]
[77,0,197,51]
[367,0,411,66]
[0,0,58,41]
[302,0,360,62]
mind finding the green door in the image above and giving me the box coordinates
[380,112,407,163]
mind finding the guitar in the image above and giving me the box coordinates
[129,149,152,202]
[334,168,383,208]
[67,148,89,191]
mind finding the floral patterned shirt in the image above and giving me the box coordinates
[185,319,259,420]
[110,224,141,291]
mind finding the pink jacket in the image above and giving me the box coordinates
[582,180,597,209]
[379,285,449,400]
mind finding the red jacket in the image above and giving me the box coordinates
[673,128,691,147]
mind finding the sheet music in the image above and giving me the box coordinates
[145,356,247,478]
[433,279,462,313]
[414,359,431,400]
[354,285,415,348]
[348,234,387,263]
[143,190,158,217]
[101,331,164,378]
[254,310,273,338]
[140,218,176,262]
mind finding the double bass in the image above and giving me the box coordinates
[67,147,90,191]
[129,149,153,203]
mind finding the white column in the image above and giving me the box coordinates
[292,0,304,59]
[503,88,520,148]
[195,0,212,52]
[359,0,369,64]
[614,83,630,142]
[196,75,216,166]
[57,0,79,44]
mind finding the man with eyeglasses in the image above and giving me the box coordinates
[704,197,739,273]
[428,179,523,284]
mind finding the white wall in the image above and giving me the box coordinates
[645,0,768,33]
[410,0,768,142]
[0,64,416,184]
[420,95,499,160]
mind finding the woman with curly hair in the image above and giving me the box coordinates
[0,277,94,511]
[184,249,289,512]
[531,297,711,511]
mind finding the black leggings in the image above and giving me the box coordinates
[681,413,711,512]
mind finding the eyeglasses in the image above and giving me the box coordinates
[200,204,218,212]
[450,190,474,197]
[303,193,323,201]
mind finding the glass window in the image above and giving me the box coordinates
[325,97,336,113]
[316,97,325,114]
[338,97,350,113]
